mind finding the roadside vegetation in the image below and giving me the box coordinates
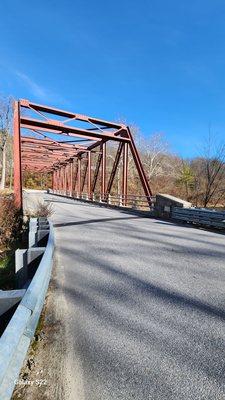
[107,128,225,209]
[0,196,53,290]
[0,194,25,289]
[26,200,54,218]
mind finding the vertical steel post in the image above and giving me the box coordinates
[60,167,63,192]
[78,157,81,197]
[13,101,23,211]
[122,142,128,206]
[66,165,69,194]
[55,170,57,191]
[58,168,60,191]
[87,151,92,200]
[56,169,59,192]
[52,170,55,191]
[67,164,70,194]
[59,169,61,192]
[64,166,67,194]
[58,169,61,192]
[101,142,106,201]
[55,171,57,191]
[59,168,61,192]
[73,159,78,196]
[81,157,88,196]
[65,164,68,194]
[70,160,73,197]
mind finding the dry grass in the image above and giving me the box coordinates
[26,201,54,218]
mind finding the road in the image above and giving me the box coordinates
[25,191,225,399]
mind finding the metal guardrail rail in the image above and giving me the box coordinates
[171,207,225,229]
[0,220,54,400]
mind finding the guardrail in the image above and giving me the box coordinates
[0,219,54,400]
[171,207,225,229]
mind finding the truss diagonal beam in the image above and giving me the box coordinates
[91,147,102,193]
[105,142,124,200]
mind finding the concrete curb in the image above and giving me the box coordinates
[0,220,54,400]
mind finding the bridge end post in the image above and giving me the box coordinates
[13,100,23,212]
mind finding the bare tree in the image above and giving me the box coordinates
[139,132,177,180]
[199,134,225,207]
[0,97,13,190]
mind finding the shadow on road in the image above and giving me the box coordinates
[57,250,225,395]
[54,216,142,228]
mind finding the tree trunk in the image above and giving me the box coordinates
[9,162,13,190]
[185,181,189,199]
[0,141,6,190]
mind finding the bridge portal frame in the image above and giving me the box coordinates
[13,99,152,211]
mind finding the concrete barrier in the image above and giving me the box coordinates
[28,217,49,246]
[154,193,192,218]
[0,220,54,400]
[0,290,26,317]
[15,247,45,288]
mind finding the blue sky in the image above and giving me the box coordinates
[0,0,225,157]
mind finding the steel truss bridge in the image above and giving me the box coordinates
[13,99,152,211]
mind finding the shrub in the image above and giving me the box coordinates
[0,195,22,252]
[35,200,54,217]
[26,200,54,218]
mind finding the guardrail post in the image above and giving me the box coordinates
[15,249,28,288]
[29,218,38,247]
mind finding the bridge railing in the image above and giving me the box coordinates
[103,194,155,210]
[49,189,155,210]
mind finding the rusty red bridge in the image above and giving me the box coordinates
[13,99,152,211]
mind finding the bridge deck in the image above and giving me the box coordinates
[24,192,225,399]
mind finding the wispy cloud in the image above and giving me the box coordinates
[15,71,47,99]
[1,60,69,106]
[12,69,69,106]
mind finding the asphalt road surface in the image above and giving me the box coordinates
[24,191,225,400]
